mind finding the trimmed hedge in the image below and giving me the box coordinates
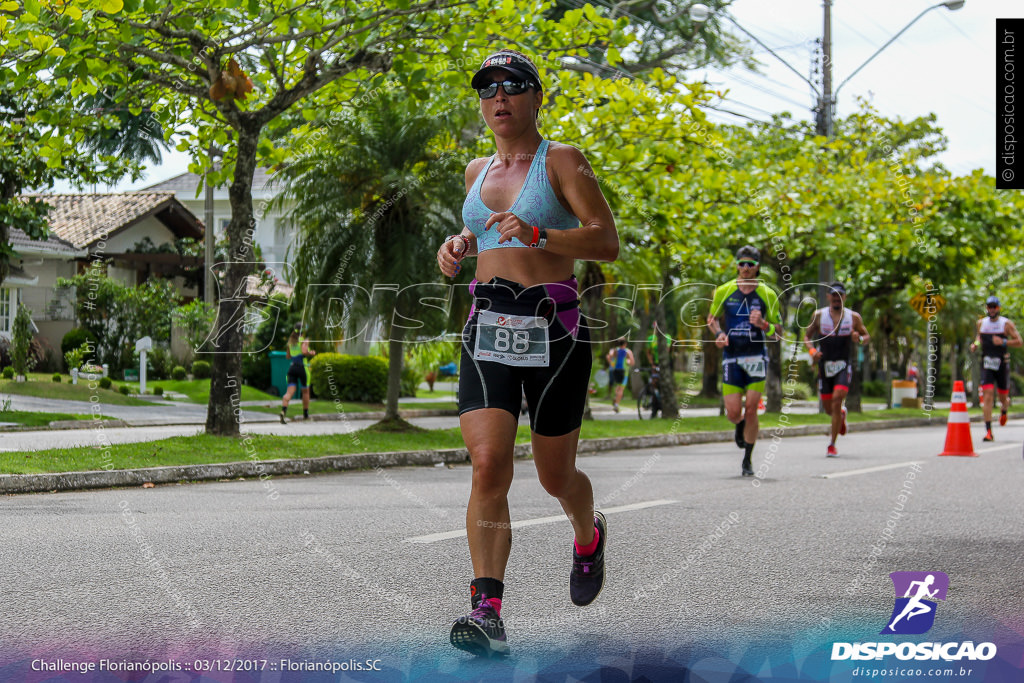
[52,373,62,382]
[61,328,96,358]
[119,385,130,395]
[191,360,211,379]
[171,365,187,381]
[2,367,13,379]
[310,353,388,403]
[99,376,112,390]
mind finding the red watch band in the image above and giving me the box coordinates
[530,225,539,247]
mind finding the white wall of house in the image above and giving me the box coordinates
[174,195,296,276]
[105,217,178,254]
[2,256,77,356]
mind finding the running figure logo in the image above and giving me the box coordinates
[880,571,949,635]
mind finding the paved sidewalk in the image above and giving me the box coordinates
[0,413,974,495]
[3,393,276,425]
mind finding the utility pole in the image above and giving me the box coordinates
[204,146,216,305]
[816,0,835,307]
[817,0,832,138]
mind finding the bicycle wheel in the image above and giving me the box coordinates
[637,386,655,420]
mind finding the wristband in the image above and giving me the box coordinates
[716,331,727,339]
[528,225,539,248]
[535,228,547,249]
[766,323,775,336]
[445,234,470,253]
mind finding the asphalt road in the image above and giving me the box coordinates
[2,421,1021,680]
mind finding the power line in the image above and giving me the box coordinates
[723,71,814,111]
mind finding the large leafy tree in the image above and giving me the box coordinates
[0,34,138,288]
[551,0,751,75]
[15,0,623,435]
[276,90,468,424]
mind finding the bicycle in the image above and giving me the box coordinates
[635,367,662,420]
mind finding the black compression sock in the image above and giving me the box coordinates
[744,443,754,459]
[470,577,504,607]
[986,421,992,431]
[303,409,309,419]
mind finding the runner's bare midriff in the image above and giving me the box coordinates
[476,249,575,289]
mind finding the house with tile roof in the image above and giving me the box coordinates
[145,168,295,270]
[2,227,86,345]
[3,193,203,351]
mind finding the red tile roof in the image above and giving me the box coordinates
[22,193,203,249]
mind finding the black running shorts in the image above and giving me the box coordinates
[981,356,1010,393]
[458,277,591,437]
[286,363,308,389]
[817,359,854,399]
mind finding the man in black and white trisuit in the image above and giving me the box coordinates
[803,282,870,457]
[969,296,1021,441]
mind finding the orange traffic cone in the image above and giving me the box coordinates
[758,397,766,415]
[939,381,978,457]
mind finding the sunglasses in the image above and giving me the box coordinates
[987,304,999,308]
[736,260,758,267]
[477,80,536,99]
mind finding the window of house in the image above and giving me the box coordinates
[0,288,17,336]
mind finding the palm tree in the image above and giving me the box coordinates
[81,87,170,165]
[276,90,469,425]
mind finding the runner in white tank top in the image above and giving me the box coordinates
[804,282,870,457]
[969,296,1022,441]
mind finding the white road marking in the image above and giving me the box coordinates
[403,498,678,544]
[974,444,1020,454]
[818,461,923,480]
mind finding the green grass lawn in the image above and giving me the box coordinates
[127,378,277,403]
[246,399,458,417]
[3,406,952,475]
[1,374,161,406]
[0,411,110,428]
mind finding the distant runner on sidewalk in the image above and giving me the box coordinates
[707,246,782,476]
[280,324,315,423]
[605,338,635,413]
[969,295,1021,441]
[804,282,870,457]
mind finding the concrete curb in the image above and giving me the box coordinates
[1,412,1014,495]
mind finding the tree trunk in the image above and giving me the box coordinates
[655,280,679,419]
[927,334,941,411]
[206,125,259,436]
[765,334,782,412]
[700,326,721,398]
[950,343,958,383]
[385,327,404,421]
[847,351,863,412]
[971,355,982,408]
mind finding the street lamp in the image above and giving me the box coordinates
[827,1,967,135]
[716,2,965,138]
[688,3,710,24]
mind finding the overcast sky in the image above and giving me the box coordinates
[699,0,1010,177]
[91,0,1009,192]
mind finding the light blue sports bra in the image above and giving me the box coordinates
[462,139,580,253]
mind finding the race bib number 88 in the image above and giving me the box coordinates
[473,310,550,367]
